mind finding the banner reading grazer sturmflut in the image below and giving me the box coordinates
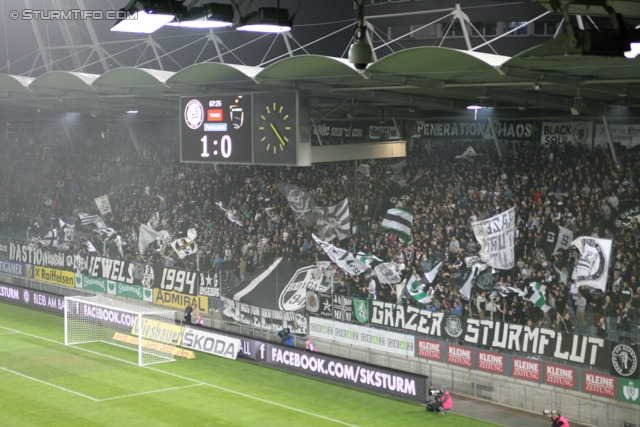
[471,208,515,270]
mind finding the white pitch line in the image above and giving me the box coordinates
[0,365,100,401]
[98,383,204,402]
[145,366,362,427]
[0,325,361,427]
[0,331,17,336]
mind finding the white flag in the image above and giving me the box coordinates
[312,234,368,276]
[316,198,350,241]
[572,236,612,292]
[138,224,161,255]
[471,208,515,270]
[95,195,112,215]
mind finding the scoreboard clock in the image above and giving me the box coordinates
[180,94,252,164]
[180,91,305,166]
[252,92,298,166]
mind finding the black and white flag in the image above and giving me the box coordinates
[277,182,321,228]
[420,252,445,283]
[381,208,414,242]
[572,236,612,292]
[471,208,515,270]
[389,159,406,174]
[316,198,350,241]
[374,262,402,285]
[171,237,197,259]
[312,234,368,276]
[58,218,74,242]
[148,212,160,228]
[450,265,480,300]
[40,229,58,247]
[94,195,112,216]
[79,213,106,230]
[542,223,574,257]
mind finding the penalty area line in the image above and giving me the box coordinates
[146,366,362,427]
[98,383,204,402]
[0,365,100,402]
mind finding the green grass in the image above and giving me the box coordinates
[0,302,499,427]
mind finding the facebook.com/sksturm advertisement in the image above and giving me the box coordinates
[265,344,427,402]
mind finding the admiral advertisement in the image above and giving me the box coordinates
[512,358,541,382]
[0,283,65,315]
[265,343,427,402]
[309,317,415,357]
[0,258,30,278]
[370,303,610,369]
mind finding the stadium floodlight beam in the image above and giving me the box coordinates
[235,0,300,33]
[166,3,234,29]
[111,0,187,34]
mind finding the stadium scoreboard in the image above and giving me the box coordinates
[180,91,310,166]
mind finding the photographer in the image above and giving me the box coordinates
[550,410,570,427]
[426,386,453,414]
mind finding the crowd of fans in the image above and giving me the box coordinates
[2,131,640,341]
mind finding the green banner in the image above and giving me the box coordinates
[81,275,152,302]
[353,298,370,323]
[620,379,640,405]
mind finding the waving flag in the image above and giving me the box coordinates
[356,252,382,267]
[374,262,402,285]
[572,236,612,292]
[381,208,413,242]
[316,198,350,241]
[138,224,161,255]
[312,234,368,276]
[277,182,321,228]
[471,208,515,270]
[406,274,431,304]
[542,223,574,257]
[529,282,551,312]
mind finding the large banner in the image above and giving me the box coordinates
[309,317,415,357]
[8,242,76,271]
[0,284,65,314]
[471,208,515,270]
[34,267,74,287]
[264,343,427,402]
[541,121,593,147]
[306,292,359,323]
[220,296,307,334]
[594,123,640,148]
[369,301,610,368]
[408,119,537,141]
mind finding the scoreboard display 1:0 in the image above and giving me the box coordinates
[180,94,252,164]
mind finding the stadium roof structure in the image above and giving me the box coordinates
[2,45,639,121]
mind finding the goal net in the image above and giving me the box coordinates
[64,294,180,366]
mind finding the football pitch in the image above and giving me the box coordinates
[0,302,499,427]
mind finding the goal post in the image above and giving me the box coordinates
[64,294,181,366]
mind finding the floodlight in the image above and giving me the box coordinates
[166,3,234,29]
[111,0,186,34]
[236,7,292,33]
